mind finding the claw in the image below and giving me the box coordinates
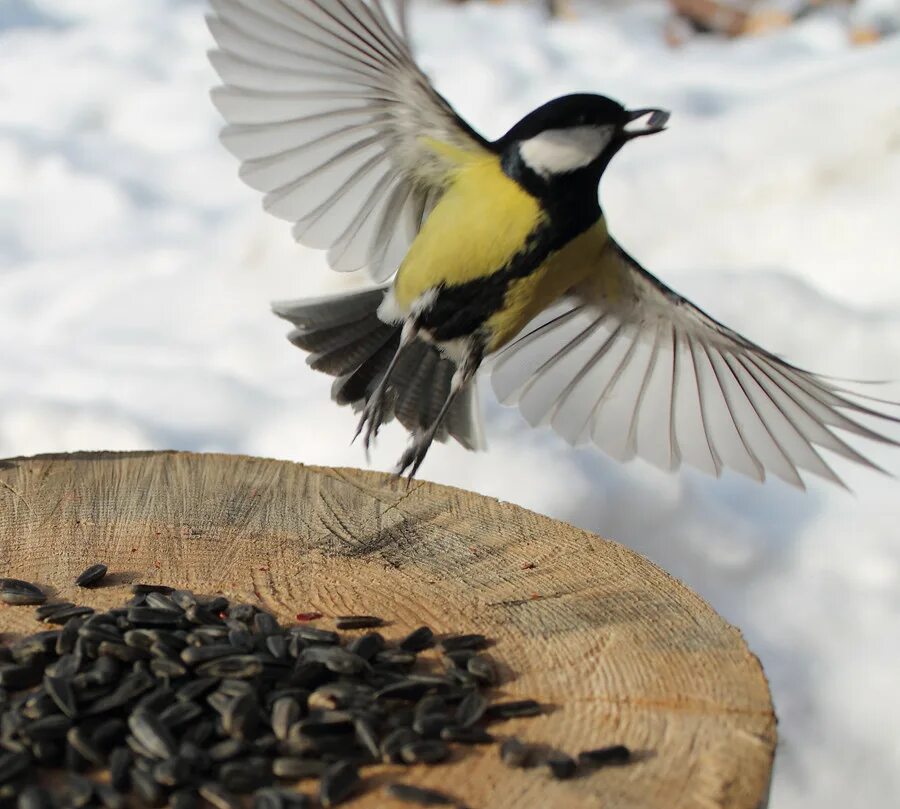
[353,392,388,462]
[394,431,434,482]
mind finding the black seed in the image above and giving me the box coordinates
[170,789,199,809]
[228,603,255,623]
[353,717,381,760]
[400,740,450,765]
[253,612,279,635]
[266,635,288,660]
[486,700,541,720]
[66,727,104,766]
[132,768,166,807]
[199,783,241,809]
[128,709,178,759]
[412,713,451,739]
[500,737,531,768]
[92,718,127,751]
[272,757,326,779]
[176,676,218,702]
[42,605,95,624]
[18,786,55,809]
[181,644,237,666]
[384,783,457,806]
[75,564,108,588]
[45,653,80,680]
[335,615,383,631]
[545,751,577,779]
[466,654,496,685]
[577,744,632,767]
[440,725,493,744]
[439,634,488,652]
[144,592,182,613]
[319,760,360,807]
[209,739,248,763]
[0,662,42,690]
[99,641,150,662]
[159,701,203,730]
[0,751,30,783]
[109,747,131,791]
[151,658,188,679]
[399,626,433,652]
[294,716,354,738]
[0,578,46,606]
[455,691,488,728]
[25,715,72,742]
[196,655,263,679]
[65,774,94,808]
[271,697,301,741]
[222,693,259,739]
[291,627,339,645]
[347,632,384,661]
[56,617,83,655]
[136,685,176,714]
[302,647,367,675]
[373,649,417,670]
[132,584,175,595]
[95,784,127,809]
[153,755,191,787]
[127,607,181,626]
[376,679,433,702]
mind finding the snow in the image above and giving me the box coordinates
[1,1,899,806]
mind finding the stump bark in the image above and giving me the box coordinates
[0,451,776,809]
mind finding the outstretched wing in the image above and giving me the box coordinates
[208,0,491,281]
[492,240,899,487]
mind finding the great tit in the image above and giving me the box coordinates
[208,0,898,485]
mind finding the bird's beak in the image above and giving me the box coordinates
[622,108,670,140]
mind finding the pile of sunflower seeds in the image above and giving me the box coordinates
[0,574,564,809]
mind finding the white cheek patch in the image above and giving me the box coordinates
[519,125,614,177]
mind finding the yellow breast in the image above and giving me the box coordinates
[486,220,609,352]
[393,153,544,310]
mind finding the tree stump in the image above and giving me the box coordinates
[0,451,775,808]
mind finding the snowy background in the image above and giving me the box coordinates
[1,0,899,806]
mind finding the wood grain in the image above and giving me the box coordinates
[0,451,775,809]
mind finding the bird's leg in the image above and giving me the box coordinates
[354,319,417,454]
[395,344,483,481]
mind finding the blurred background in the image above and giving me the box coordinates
[1,0,899,805]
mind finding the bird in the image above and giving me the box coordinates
[207,0,898,486]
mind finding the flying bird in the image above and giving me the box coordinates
[207,0,898,485]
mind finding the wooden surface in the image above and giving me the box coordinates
[0,451,776,809]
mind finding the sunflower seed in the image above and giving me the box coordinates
[486,700,541,720]
[439,634,488,652]
[272,697,301,741]
[196,655,263,679]
[0,751,30,783]
[132,584,175,595]
[75,564,108,587]
[292,627,339,645]
[199,782,241,809]
[347,632,384,661]
[65,774,94,808]
[170,789,199,809]
[384,783,457,806]
[500,737,531,768]
[577,744,631,767]
[455,691,487,727]
[95,784,127,809]
[335,615,383,631]
[466,655,496,685]
[440,725,493,745]
[109,747,131,791]
[128,709,177,759]
[153,755,191,786]
[43,605,95,624]
[66,727,104,766]
[0,579,46,606]
[400,740,450,765]
[413,713,451,738]
[544,751,577,779]
[132,768,166,806]
[18,786,55,809]
[222,693,259,739]
[399,626,433,652]
[319,760,360,807]
[272,756,326,779]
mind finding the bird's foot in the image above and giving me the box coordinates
[394,431,435,483]
[352,393,387,457]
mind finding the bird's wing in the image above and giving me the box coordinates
[207,0,491,281]
[491,240,899,488]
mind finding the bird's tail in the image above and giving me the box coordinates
[272,286,485,451]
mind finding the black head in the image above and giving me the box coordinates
[496,94,669,194]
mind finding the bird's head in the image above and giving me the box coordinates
[498,94,669,193]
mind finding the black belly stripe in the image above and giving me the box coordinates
[417,172,602,343]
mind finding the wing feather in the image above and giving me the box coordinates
[208,0,491,279]
[492,240,899,486]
